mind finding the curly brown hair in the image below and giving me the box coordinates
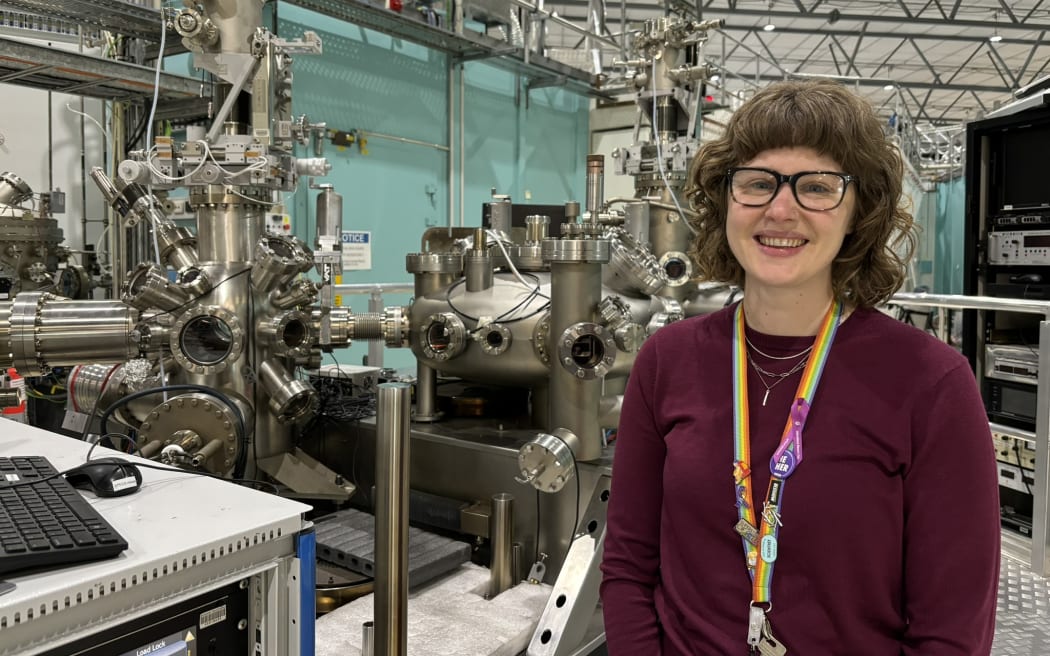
[684,79,916,308]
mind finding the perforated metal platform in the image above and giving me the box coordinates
[993,547,1050,655]
[314,507,471,590]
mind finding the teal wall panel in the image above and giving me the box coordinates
[275,4,589,369]
[934,177,966,294]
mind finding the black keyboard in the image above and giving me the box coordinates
[0,456,128,576]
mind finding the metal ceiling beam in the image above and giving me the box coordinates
[945,43,987,85]
[1017,32,1046,81]
[996,0,1018,24]
[556,2,1050,32]
[907,37,943,84]
[986,46,1020,89]
[1024,0,1048,22]
[829,34,863,76]
[558,13,1047,46]
[793,33,831,70]
[948,0,963,19]
[870,40,909,78]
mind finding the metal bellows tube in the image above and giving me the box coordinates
[489,493,515,597]
[375,382,411,656]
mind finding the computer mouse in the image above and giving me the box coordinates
[64,458,143,498]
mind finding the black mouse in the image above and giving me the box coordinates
[64,458,143,498]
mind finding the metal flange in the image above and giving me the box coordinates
[419,312,466,361]
[556,322,617,380]
[170,305,244,375]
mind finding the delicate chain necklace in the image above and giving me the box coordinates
[746,350,809,406]
[744,334,814,361]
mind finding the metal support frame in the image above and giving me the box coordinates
[889,292,1050,575]
[526,474,611,656]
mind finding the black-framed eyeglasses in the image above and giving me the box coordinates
[727,167,857,211]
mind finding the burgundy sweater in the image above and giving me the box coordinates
[600,305,1000,655]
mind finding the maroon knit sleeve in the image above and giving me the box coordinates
[900,361,1000,654]
[600,337,666,655]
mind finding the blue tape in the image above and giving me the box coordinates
[296,527,317,656]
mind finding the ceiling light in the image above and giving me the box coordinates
[990,10,1002,43]
[883,84,895,91]
[710,74,721,82]
[763,1,776,32]
[763,22,776,31]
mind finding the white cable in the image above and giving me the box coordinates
[651,59,697,236]
[65,103,111,142]
[486,229,534,290]
[144,11,167,150]
[143,143,211,182]
[94,224,111,273]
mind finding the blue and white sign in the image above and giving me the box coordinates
[341,230,372,271]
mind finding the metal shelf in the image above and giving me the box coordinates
[0,35,209,103]
[0,0,164,42]
[282,0,604,98]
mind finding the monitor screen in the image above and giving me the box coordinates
[999,126,1050,210]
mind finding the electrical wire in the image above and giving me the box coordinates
[444,274,550,324]
[144,9,167,152]
[65,102,111,143]
[137,267,252,324]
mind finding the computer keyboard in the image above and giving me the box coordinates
[0,456,128,576]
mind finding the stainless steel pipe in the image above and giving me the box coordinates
[489,493,515,597]
[375,382,411,656]
[362,621,375,656]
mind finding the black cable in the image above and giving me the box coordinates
[444,274,550,324]
[1013,443,1033,496]
[94,384,248,479]
[246,271,257,478]
[534,489,541,563]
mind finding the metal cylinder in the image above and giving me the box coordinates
[464,252,493,293]
[252,235,311,294]
[6,294,138,376]
[413,363,441,422]
[202,0,262,54]
[547,256,606,462]
[489,493,515,597]
[192,194,267,263]
[624,201,651,246]
[155,222,199,271]
[525,215,550,244]
[362,621,375,656]
[375,382,411,656]
[315,185,343,249]
[124,264,192,312]
[485,199,512,235]
[0,172,33,207]
[257,358,317,423]
[585,155,605,220]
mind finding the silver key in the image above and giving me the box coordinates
[757,620,788,656]
[746,606,765,646]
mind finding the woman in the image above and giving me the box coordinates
[599,79,1000,654]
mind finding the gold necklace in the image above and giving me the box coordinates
[746,351,809,406]
[744,335,813,361]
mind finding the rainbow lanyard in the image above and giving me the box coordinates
[732,300,843,604]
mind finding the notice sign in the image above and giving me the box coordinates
[341,230,372,271]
